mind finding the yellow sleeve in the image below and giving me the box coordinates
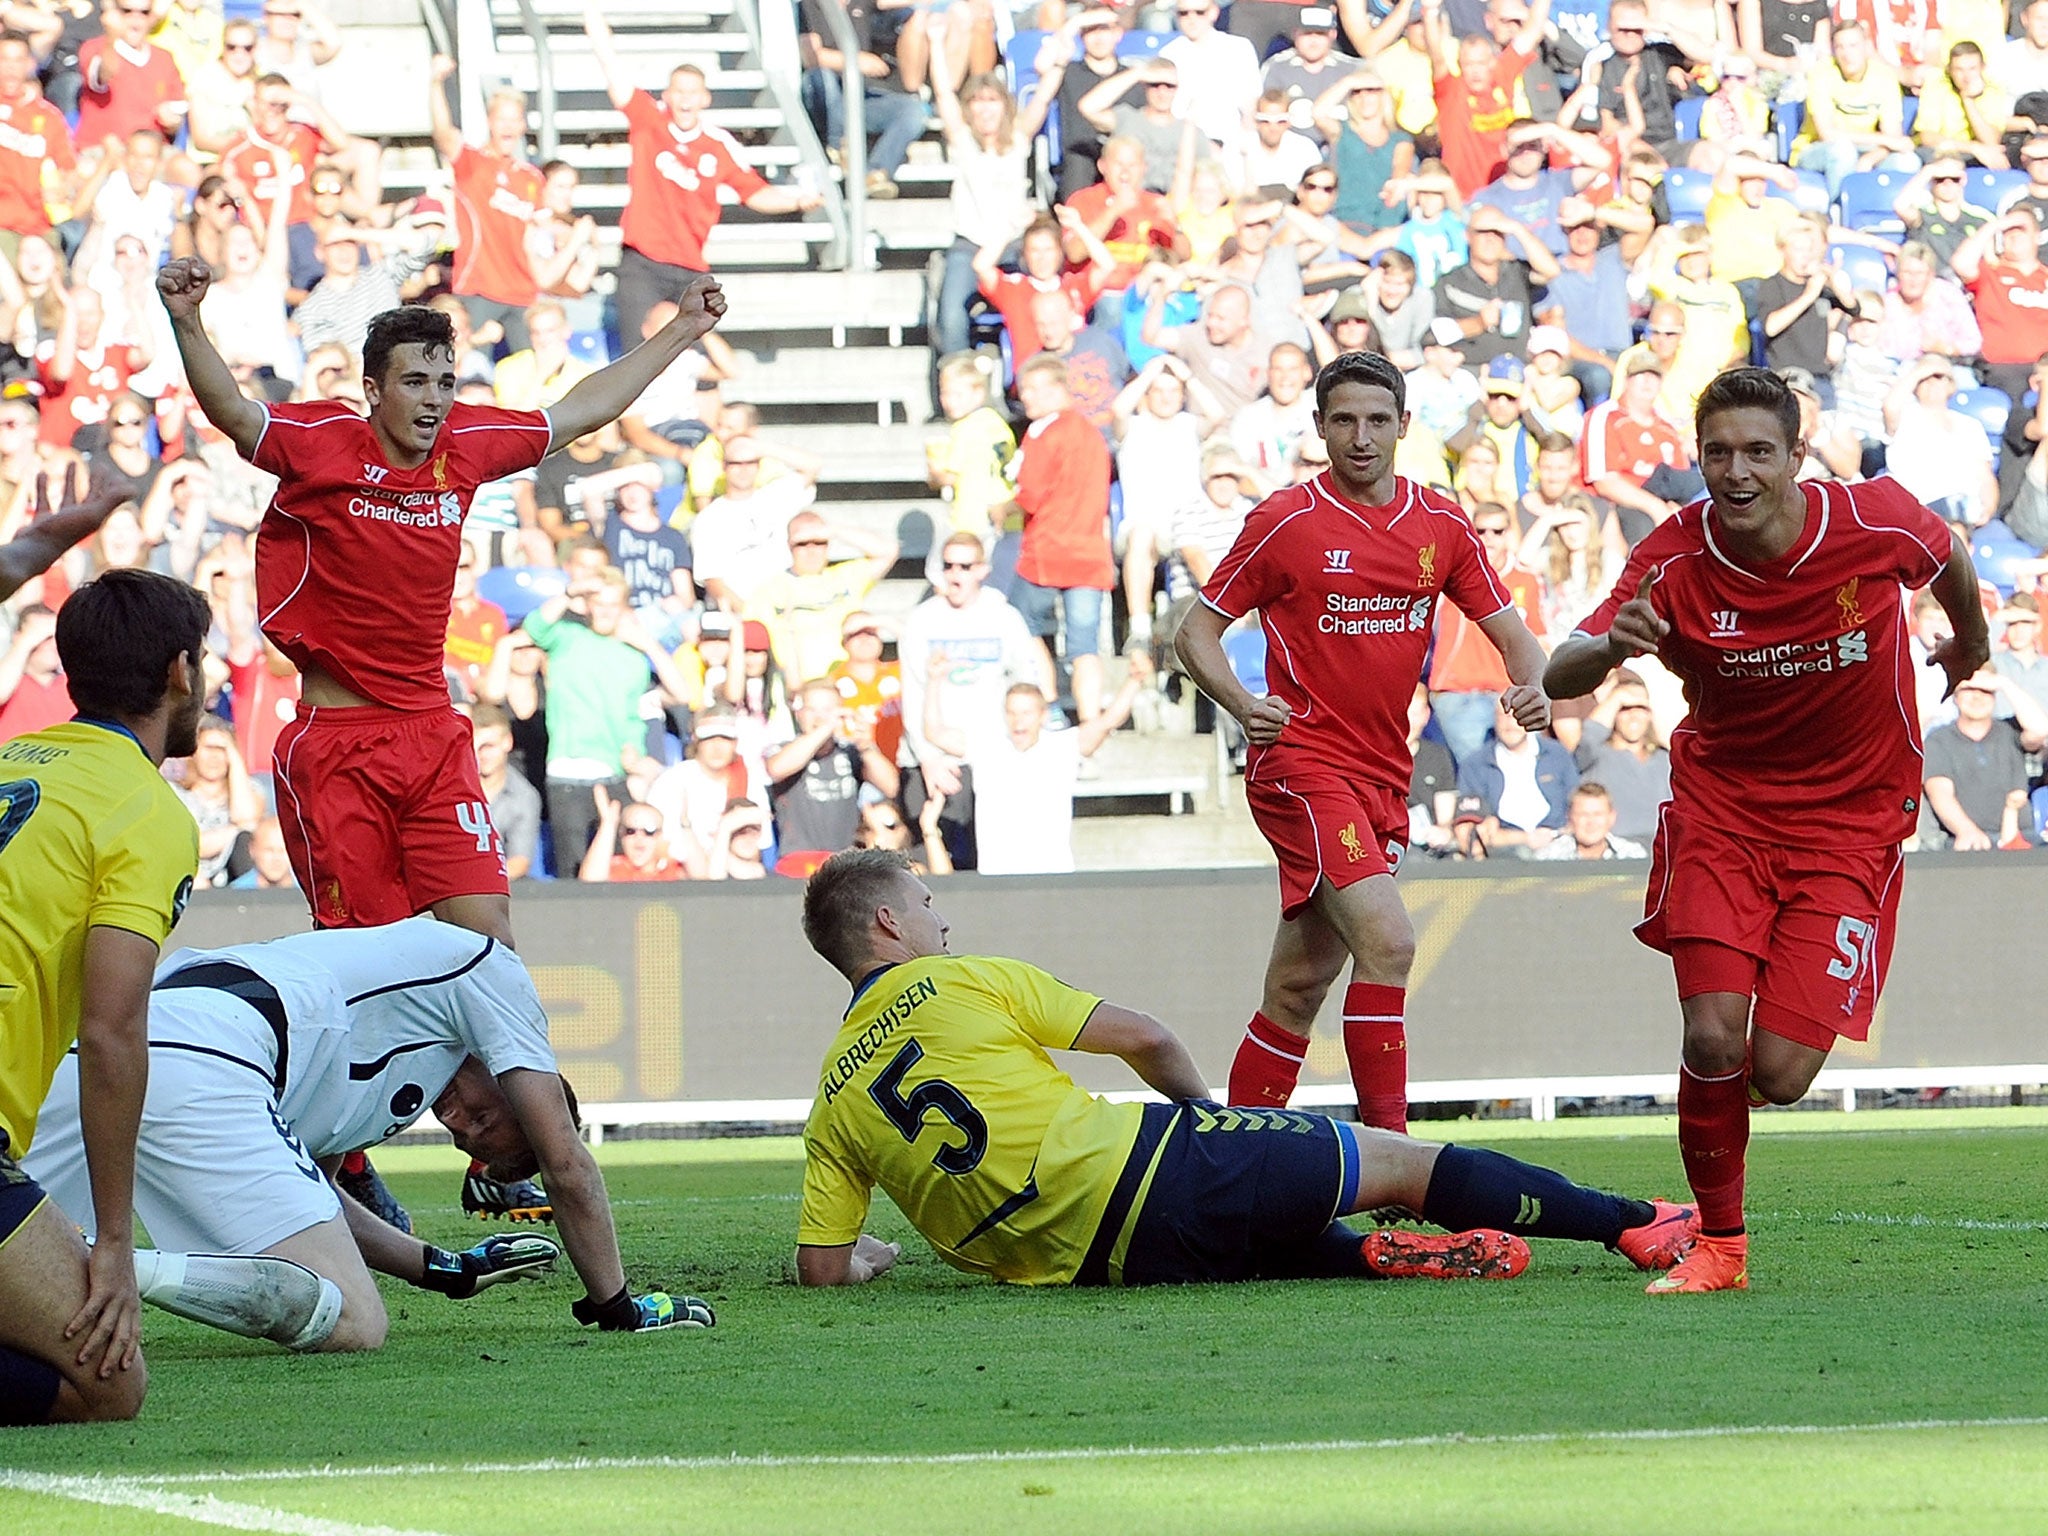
[969,958,1103,1052]
[90,790,198,944]
[797,1134,873,1247]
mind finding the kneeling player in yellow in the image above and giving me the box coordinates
[794,850,1700,1288]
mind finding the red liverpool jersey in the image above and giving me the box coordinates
[451,144,543,307]
[1578,477,1950,848]
[619,93,766,270]
[0,89,71,235]
[251,401,553,710]
[219,123,324,229]
[1201,474,1513,792]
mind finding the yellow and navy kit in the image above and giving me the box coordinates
[0,721,197,1154]
[799,955,1144,1284]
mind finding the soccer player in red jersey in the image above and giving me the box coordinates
[1546,368,1991,1294]
[427,54,545,352]
[1175,351,1552,1134]
[155,256,728,948]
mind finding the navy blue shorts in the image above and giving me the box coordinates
[1076,1101,1357,1286]
[0,1128,47,1252]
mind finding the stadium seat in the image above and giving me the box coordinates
[1771,100,1804,160]
[1787,169,1831,214]
[1007,28,1049,95]
[1664,166,1713,222]
[1971,518,2038,591]
[569,330,609,367]
[1837,169,1912,234]
[475,566,568,627]
[1902,94,1918,135]
[1829,242,1891,296]
[1969,167,2029,212]
[2032,785,2048,842]
[1950,385,2012,451]
[1214,626,1268,799]
[1118,31,1172,60]
[1672,96,1703,140]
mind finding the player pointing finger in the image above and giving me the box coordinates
[1606,572,1669,659]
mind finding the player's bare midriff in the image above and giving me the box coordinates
[299,667,378,710]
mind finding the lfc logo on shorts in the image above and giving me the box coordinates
[1835,577,1864,628]
[1338,822,1368,862]
[1416,542,1438,589]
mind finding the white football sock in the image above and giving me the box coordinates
[132,1250,344,1352]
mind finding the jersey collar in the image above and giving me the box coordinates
[845,962,898,1018]
[71,715,148,757]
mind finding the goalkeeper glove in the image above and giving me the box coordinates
[572,1286,715,1331]
[418,1234,560,1299]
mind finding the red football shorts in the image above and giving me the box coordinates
[1637,810,1903,1051]
[272,703,508,928]
[1244,773,1408,921]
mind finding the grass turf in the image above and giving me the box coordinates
[4,1123,2046,1534]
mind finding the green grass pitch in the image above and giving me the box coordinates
[4,1117,2048,1535]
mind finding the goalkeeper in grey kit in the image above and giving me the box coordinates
[26,918,711,1346]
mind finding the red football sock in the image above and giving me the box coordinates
[1678,1063,1750,1236]
[340,1150,368,1177]
[1343,981,1407,1134]
[1228,1012,1309,1108]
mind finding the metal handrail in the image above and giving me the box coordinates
[508,0,559,161]
[745,0,865,271]
[418,0,453,61]
[806,1,871,271]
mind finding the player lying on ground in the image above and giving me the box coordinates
[0,570,205,1423]
[1546,367,1991,1295]
[792,850,1699,1288]
[26,918,713,1345]
[1174,351,1550,1134]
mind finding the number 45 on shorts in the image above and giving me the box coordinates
[456,800,505,862]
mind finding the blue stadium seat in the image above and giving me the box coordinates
[1950,385,2013,449]
[1118,31,1172,60]
[1901,95,1918,135]
[2032,785,2048,842]
[1971,517,2038,591]
[475,566,568,628]
[1788,168,1831,214]
[1672,96,1703,140]
[1968,167,2029,212]
[1007,28,1050,96]
[1664,166,1713,221]
[568,330,609,367]
[1223,626,1267,694]
[1837,169,1912,233]
[1828,242,1890,297]
[1771,100,1804,161]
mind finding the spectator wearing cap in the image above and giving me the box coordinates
[1647,225,1750,383]
[829,610,903,764]
[1428,500,1545,765]
[1240,88,1326,192]
[1781,366,1867,481]
[1467,119,1612,260]
[1700,153,1802,285]
[1306,287,1382,368]
[1955,208,2048,400]
[1792,21,1917,199]
[1521,327,1583,436]
[1756,211,1855,379]
[1448,355,1538,503]
[1051,10,1128,201]
[1204,197,1313,352]
[1313,65,1416,234]
[1530,782,1649,860]
[1915,41,2014,167]
[1077,58,1199,193]
[1422,0,1552,197]
[1922,668,2048,848]
[1230,341,1317,489]
[766,676,900,862]
[1883,355,2000,525]
[1992,593,2048,717]
[689,435,824,613]
[1264,7,1351,142]
[1167,447,1258,607]
[1569,671,1671,843]
[1581,351,1700,525]
[580,788,695,883]
[1540,195,1631,401]
[1435,204,1557,367]
[1408,316,1484,443]
[1893,159,1992,277]
[1453,694,1578,857]
[1878,240,1982,364]
[1160,0,1263,150]
[646,703,756,855]
[745,509,899,693]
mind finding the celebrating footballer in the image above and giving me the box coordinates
[1546,367,1991,1295]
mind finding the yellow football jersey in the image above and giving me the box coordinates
[0,721,197,1154]
[799,955,1145,1285]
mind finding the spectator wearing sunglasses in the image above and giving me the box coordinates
[580,787,697,882]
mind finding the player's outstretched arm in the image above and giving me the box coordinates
[544,275,726,451]
[156,258,266,459]
[1924,529,1993,699]
[0,471,132,601]
[1072,1003,1212,1102]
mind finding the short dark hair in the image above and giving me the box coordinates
[362,306,457,389]
[1694,366,1800,453]
[803,848,916,980]
[56,568,210,720]
[1315,349,1406,416]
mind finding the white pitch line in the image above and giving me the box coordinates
[1819,1210,2048,1234]
[106,1415,2048,1488]
[0,1469,455,1536]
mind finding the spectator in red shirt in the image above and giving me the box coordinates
[1007,353,1114,722]
[1059,135,1189,320]
[219,74,377,299]
[36,285,148,448]
[0,605,70,740]
[973,210,1113,364]
[580,785,697,882]
[428,53,545,353]
[1953,207,2048,400]
[1424,0,1551,196]
[584,4,821,346]
[77,0,187,147]
[1428,503,1545,763]
[1580,352,1702,526]
[0,31,74,240]
[445,545,509,700]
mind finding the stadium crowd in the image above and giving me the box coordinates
[0,0,2045,891]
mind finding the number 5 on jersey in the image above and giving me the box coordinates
[869,1040,988,1174]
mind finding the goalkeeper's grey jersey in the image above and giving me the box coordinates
[150,917,557,1157]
